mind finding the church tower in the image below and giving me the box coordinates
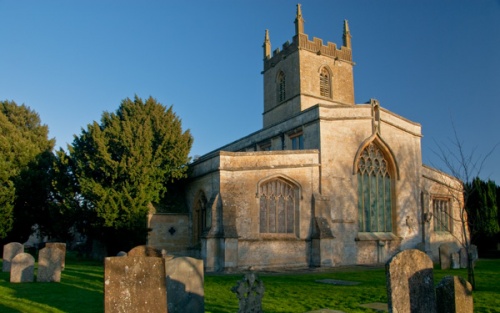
[262,4,355,128]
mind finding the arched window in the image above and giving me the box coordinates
[357,143,393,232]
[277,71,286,102]
[259,178,298,234]
[319,67,331,98]
[193,192,209,243]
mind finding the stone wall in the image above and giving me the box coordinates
[147,213,191,256]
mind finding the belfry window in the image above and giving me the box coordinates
[259,178,298,234]
[357,143,393,232]
[320,68,331,98]
[277,71,286,102]
[433,198,451,232]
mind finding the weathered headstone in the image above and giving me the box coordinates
[231,272,265,313]
[2,242,24,272]
[128,245,164,257]
[116,251,127,257]
[436,276,473,313]
[451,252,460,269]
[104,256,167,313]
[45,242,66,270]
[10,253,35,283]
[386,249,436,313]
[459,248,468,269]
[439,243,456,270]
[37,247,64,282]
[164,256,204,313]
[469,245,478,267]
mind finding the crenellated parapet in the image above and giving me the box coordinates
[263,33,352,72]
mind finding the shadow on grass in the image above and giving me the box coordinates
[0,258,103,313]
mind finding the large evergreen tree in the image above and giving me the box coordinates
[67,96,193,253]
[0,100,55,241]
[466,177,500,251]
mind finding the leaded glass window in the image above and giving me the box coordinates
[320,68,331,98]
[277,71,286,102]
[433,198,451,232]
[357,143,393,232]
[259,179,297,234]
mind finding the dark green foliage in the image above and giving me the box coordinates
[66,96,192,253]
[466,177,500,251]
[0,100,55,241]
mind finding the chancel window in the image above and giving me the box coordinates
[357,143,393,232]
[320,68,331,98]
[433,198,451,232]
[193,192,210,243]
[277,71,286,102]
[259,179,298,234]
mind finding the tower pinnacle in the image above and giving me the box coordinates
[263,29,271,60]
[294,4,304,35]
[343,20,352,49]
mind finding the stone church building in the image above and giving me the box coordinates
[148,5,465,272]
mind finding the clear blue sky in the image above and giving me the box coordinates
[1,1,499,183]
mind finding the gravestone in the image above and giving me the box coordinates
[128,245,164,257]
[37,247,64,282]
[469,245,478,267]
[45,243,66,270]
[231,272,265,313]
[439,243,456,270]
[459,248,468,269]
[2,242,24,272]
[436,276,473,313]
[10,253,35,283]
[451,252,460,269]
[386,249,436,313]
[164,256,204,313]
[104,256,167,313]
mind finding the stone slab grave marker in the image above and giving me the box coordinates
[2,242,24,272]
[439,243,456,270]
[128,245,164,257]
[10,253,35,283]
[37,247,64,282]
[232,272,265,313]
[104,256,167,313]
[386,249,436,313]
[45,242,66,270]
[165,256,204,313]
[436,276,473,313]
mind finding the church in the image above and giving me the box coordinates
[149,5,465,272]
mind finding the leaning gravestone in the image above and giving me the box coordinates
[232,272,265,313]
[37,247,64,282]
[436,276,473,313]
[104,256,167,313]
[128,245,164,257]
[2,242,24,272]
[386,249,436,313]
[10,253,35,283]
[164,256,204,313]
[439,243,456,270]
[45,243,66,270]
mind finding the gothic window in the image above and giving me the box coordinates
[357,143,393,232]
[259,178,298,234]
[193,192,210,243]
[320,67,331,98]
[433,198,451,232]
[277,71,286,102]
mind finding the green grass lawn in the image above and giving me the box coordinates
[1,254,499,313]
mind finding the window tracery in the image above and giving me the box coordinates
[259,178,297,234]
